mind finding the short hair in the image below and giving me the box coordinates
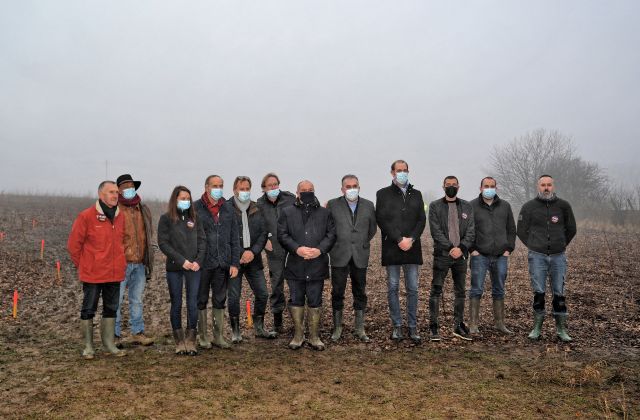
[443,175,459,185]
[538,174,553,180]
[204,174,222,186]
[261,172,280,188]
[98,180,116,192]
[480,177,497,187]
[297,180,314,191]
[341,174,359,185]
[391,160,409,171]
[233,176,252,189]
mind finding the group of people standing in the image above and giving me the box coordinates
[67,159,577,359]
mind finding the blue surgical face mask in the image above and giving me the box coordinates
[482,188,496,200]
[395,172,409,185]
[345,188,359,202]
[177,200,191,211]
[237,191,251,202]
[210,188,223,200]
[122,187,136,200]
[266,188,280,199]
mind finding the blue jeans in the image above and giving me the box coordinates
[469,255,508,299]
[528,250,567,315]
[227,266,269,317]
[166,270,201,331]
[386,264,419,328]
[116,263,146,336]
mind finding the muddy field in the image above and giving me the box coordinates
[0,194,638,418]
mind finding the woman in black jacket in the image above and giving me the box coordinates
[158,186,206,355]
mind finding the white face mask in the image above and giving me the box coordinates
[237,191,251,203]
[345,188,359,202]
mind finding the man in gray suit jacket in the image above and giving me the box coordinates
[327,174,377,342]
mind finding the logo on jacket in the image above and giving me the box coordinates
[461,213,468,219]
[187,220,195,228]
[551,216,559,223]
[97,214,107,222]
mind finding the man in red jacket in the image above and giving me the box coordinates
[68,181,127,359]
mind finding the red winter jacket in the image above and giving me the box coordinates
[67,201,127,283]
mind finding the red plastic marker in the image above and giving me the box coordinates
[0,231,4,241]
[12,290,18,318]
[56,261,62,284]
[40,239,45,260]
[246,300,253,328]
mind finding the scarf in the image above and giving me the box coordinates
[233,196,251,248]
[118,194,141,207]
[99,199,117,222]
[201,192,224,222]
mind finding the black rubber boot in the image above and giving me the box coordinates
[353,310,370,342]
[331,309,343,342]
[254,315,277,339]
[230,315,242,344]
[273,312,284,333]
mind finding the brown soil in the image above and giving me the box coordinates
[0,194,638,418]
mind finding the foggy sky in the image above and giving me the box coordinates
[1,1,639,203]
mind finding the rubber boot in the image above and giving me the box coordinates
[81,319,95,360]
[273,312,284,333]
[469,297,481,335]
[101,318,126,357]
[254,315,277,339]
[554,314,572,342]
[212,308,231,349]
[353,310,370,342]
[307,307,325,351]
[409,327,422,344]
[493,299,513,334]
[230,316,242,344]
[173,329,187,355]
[331,309,343,342]
[184,329,198,355]
[391,325,404,341]
[197,309,212,349]
[528,312,545,340]
[288,305,305,350]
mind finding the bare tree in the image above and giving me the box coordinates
[490,129,609,217]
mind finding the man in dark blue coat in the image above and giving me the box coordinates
[278,180,336,351]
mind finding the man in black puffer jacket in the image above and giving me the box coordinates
[194,175,241,350]
[227,176,276,343]
[277,180,336,351]
[517,175,577,342]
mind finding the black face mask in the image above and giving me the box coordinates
[444,186,458,199]
[299,191,316,205]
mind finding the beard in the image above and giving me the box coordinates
[537,191,556,201]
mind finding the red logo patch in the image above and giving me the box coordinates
[97,214,106,222]
[551,216,559,223]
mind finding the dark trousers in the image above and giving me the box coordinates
[227,265,269,317]
[266,250,286,314]
[166,270,201,330]
[80,281,120,320]
[331,258,367,311]
[198,267,229,310]
[429,255,468,325]
[288,279,324,308]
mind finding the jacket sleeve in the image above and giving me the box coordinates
[375,190,402,243]
[429,201,453,251]
[277,209,300,253]
[506,203,517,253]
[564,202,577,246]
[250,211,268,256]
[230,211,241,267]
[67,212,87,268]
[368,202,377,242]
[196,218,207,266]
[157,215,186,267]
[459,205,475,254]
[410,192,426,241]
[516,203,530,247]
[317,212,337,254]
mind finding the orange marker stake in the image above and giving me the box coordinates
[56,261,62,284]
[246,300,253,328]
[0,231,5,241]
[40,239,45,260]
[12,289,18,318]
[32,219,37,229]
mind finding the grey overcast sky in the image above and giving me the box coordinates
[1,1,638,202]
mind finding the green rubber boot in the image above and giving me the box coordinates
[212,308,231,349]
[528,312,545,340]
[331,309,343,341]
[469,297,481,335]
[493,299,513,334]
[554,314,572,342]
[288,305,305,350]
[308,307,325,351]
[254,315,277,339]
[80,319,95,360]
[197,309,212,349]
[353,310,370,342]
[101,318,126,357]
